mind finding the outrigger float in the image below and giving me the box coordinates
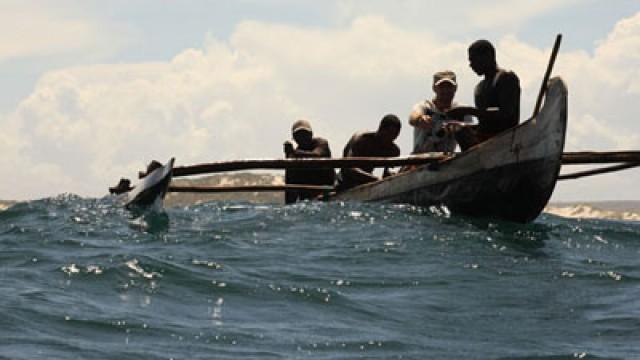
[111,35,640,223]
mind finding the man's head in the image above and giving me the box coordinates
[292,119,313,146]
[377,114,401,143]
[432,70,457,103]
[468,39,497,76]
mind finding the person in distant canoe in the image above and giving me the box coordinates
[283,120,335,204]
[336,114,401,192]
[446,39,521,151]
[409,70,472,154]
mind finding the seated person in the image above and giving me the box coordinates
[409,70,471,154]
[336,114,401,192]
[446,39,521,151]
[284,120,335,204]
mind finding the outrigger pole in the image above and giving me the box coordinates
[169,184,333,193]
[559,151,640,180]
[172,153,448,178]
[172,151,640,177]
[165,151,640,193]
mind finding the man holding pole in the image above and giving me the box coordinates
[409,70,471,154]
[283,120,335,204]
[335,114,401,191]
[446,39,521,151]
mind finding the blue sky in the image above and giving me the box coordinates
[1,1,639,200]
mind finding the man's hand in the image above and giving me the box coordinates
[446,106,475,120]
[443,120,468,134]
[283,141,295,157]
[415,114,432,129]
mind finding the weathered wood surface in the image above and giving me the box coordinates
[172,154,448,177]
[333,77,568,223]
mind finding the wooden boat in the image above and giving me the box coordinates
[332,77,568,223]
[124,158,174,210]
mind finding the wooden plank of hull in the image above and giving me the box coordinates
[333,77,568,223]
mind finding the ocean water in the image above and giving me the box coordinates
[1,195,639,360]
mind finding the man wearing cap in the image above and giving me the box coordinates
[335,114,401,192]
[446,39,521,150]
[409,70,471,154]
[283,120,335,204]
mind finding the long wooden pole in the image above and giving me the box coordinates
[172,153,449,177]
[559,162,640,180]
[169,184,334,193]
[532,34,562,119]
[169,150,640,178]
[561,151,640,165]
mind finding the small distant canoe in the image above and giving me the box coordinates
[125,158,174,210]
[333,77,568,223]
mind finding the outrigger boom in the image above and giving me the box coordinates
[162,149,640,195]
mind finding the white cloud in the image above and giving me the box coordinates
[0,2,127,62]
[333,0,577,32]
[1,12,640,201]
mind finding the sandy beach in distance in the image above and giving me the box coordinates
[0,201,15,211]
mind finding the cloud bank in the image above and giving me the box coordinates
[2,12,639,200]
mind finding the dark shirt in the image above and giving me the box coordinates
[337,132,400,191]
[285,137,335,204]
[474,69,521,135]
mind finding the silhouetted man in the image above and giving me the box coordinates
[446,39,521,150]
[283,120,335,204]
[336,114,401,191]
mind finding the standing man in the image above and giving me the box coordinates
[336,114,401,192]
[446,39,521,150]
[283,120,335,204]
[409,70,471,154]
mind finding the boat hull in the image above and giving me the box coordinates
[125,158,175,210]
[333,77,568,223]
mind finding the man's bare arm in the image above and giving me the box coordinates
[291,139,331,158]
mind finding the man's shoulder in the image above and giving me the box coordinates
[498,69,520,85]
[413,99,434,111]
[312,137,329,145]
[354,131,376,140]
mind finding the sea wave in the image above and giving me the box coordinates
[1,196,639,359]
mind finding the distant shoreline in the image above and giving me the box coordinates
[546,201,640,221]
[548,200,640,213]
[0,200,16,211]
